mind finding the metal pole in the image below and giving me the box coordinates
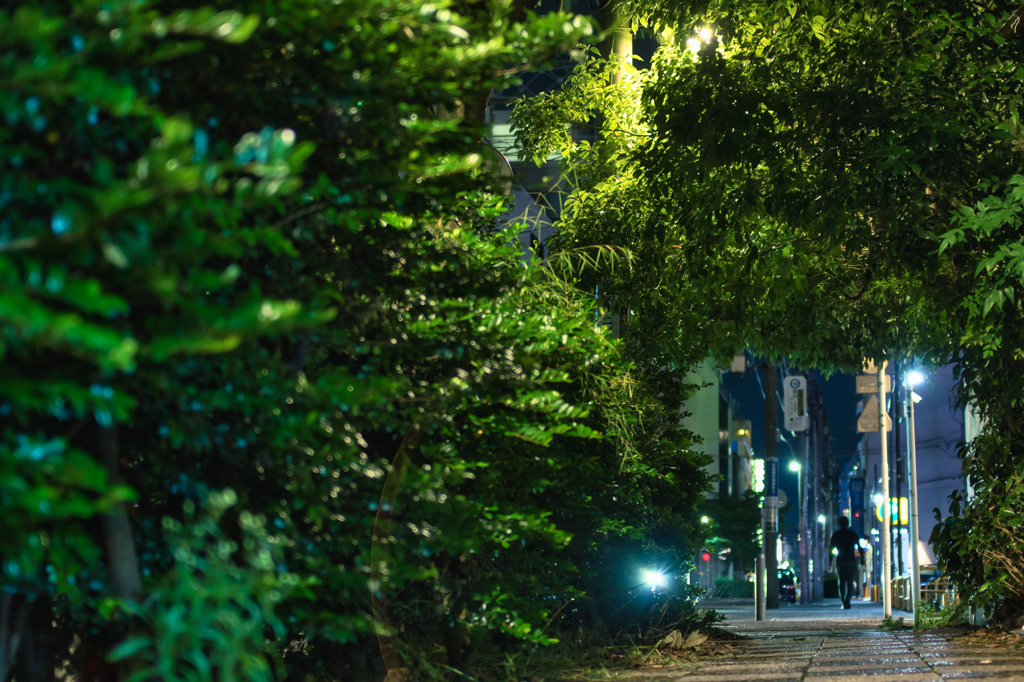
[799,432,809,604]
[756,554,766,620]
[879,364,892,618]
[765,364,779,610]
[894,362,903,578]
[907,382,921,625]
[813,420,823,602]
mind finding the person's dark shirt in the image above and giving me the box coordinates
[829,527,861,562]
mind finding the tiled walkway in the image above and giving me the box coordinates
[621,599,1024,680]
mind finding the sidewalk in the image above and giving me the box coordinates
[609,599,1024,680]
[705,596,887,632]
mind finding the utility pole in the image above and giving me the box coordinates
[906,375,921,625]
[893,362,903,577]
[878,363,892,618]
[799,428,810,603]
[764,363,779,610]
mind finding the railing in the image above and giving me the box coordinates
[889,574,957,612]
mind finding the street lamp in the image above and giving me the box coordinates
[905,369,924,625]
[788,460,808,603]
[687,26,715,53]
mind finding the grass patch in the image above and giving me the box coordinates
[880,615,908,631]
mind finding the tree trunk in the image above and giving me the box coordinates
[97,424,143,604]
[600,0,633,86]
[18,595,54,682]
[97,424,146,682]
[0,593,31,681]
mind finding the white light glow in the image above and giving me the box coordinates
[906,370,925,387]
[698,27,713,42]
[642,570,667,589]
[686,37,701,52]
[700,515,710,524]
[873,493,884,506]
[789,460,801,472]
[817,514,826,524]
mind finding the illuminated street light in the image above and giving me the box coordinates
[700,515,710,524]
[817,514,826,524]
[788,458,806,603]
[687,27,715,54]
[642,569,667,590]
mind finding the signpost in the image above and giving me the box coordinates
[876,364,892,618]
[857,396,893,432]
[784,375,808,431]
[858,359,892,617]
[855,374,892,394]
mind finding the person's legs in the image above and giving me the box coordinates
[837,562,857,608]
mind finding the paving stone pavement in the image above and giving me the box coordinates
[616,599,1024,680]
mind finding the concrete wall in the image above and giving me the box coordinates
[683,360,724,496]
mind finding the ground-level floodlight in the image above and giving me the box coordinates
[642,569,667,590]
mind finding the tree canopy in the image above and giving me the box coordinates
[513,0,1024,622]
[0,1,721,679]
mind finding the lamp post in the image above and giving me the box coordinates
[878,364,892,618]
[905,370,924,626]
[789,460,809,604]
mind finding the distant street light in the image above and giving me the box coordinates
[788,459,808,603]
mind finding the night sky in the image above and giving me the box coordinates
[722,363,862,540]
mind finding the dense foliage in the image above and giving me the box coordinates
[698,491,761,575]
[0,0,722,679]
[512,0,1024,623]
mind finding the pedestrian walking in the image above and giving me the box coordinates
[829,515,864,609]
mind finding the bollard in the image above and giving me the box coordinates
[756,554,766,621]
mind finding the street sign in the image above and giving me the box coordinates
[764,458,778,532]
[783,375,808,431]
[857,395,893,432]
[855,374,892,394]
